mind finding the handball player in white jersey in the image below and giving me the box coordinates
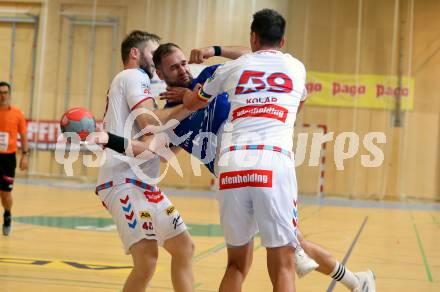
[96,31,194,292]
[92,37,375,291]
[183,9,304,292]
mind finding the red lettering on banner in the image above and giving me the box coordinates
[219,170,273,190]
[332,82,366,97]
[24,120,102,143]
[376,85,409,98]
[232,104,288,122]
[305,82,322,94]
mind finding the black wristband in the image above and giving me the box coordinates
[105,133,128,154]
[213,45,222,56]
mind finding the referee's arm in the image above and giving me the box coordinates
[18,132,29,171]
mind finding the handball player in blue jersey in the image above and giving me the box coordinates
[152,43,246,175]
[94,43,375,292]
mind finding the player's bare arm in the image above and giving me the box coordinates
[134,98,192,129]
[189,46,250,64]
[88,129,167,159]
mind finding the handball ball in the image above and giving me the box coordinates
[60,107,96,140]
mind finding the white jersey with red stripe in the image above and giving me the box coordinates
[198,50,307,153]
[97,68,159,189]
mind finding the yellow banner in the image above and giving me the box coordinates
[305,71,415,110]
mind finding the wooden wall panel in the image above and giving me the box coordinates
[9,23,34,114]
[0,23,12,83]
[287,0,439,200]
[1,0,438,199]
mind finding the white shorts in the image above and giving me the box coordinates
[217,149,299,248]
[98,183,187,254]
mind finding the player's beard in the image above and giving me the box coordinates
[165,73,193,88]
[141,64,154,79]
[139,56,154,79]
[145,67,154,79]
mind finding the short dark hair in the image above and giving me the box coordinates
[121,30,161,64]
[153,43,181,68]
[0,81,11,92]
[251,9,286,47]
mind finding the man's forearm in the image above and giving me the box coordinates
[137,104,192,129]
[219,46,251,59]
[190,46,250,63]
[154,104,192,123]
[20,133,29,154]
[106,133,154,157]
[105,132,167,160]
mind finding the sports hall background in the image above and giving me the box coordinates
[1,0,439,201]
[1,1,440,292]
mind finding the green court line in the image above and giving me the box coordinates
[193,242,226,262]
[410,212,433,282]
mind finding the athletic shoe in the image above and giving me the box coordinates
[2,224,11,236]
[353,270,376,292]
[295,247,319,278]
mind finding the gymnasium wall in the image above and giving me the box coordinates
[0,0,438,200]
[288,0,440,200]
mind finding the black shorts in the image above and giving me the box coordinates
[0,153,17,192]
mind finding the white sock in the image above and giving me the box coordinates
[330,262,359,289]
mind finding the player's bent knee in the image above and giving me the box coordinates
[164,231,195,258]
[225,245,254,275]
[186,238,195,257]
[225,258,253,278]
[176,238,195,259]
[137,258,157,271]
[130,239,159,274]
[267,246,295,267]
[130,256,157,282]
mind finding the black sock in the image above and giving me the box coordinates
[3,210,11,226]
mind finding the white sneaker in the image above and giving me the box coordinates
[353,270,376,292]
[295,247,319,278]
[2,224,11,236]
